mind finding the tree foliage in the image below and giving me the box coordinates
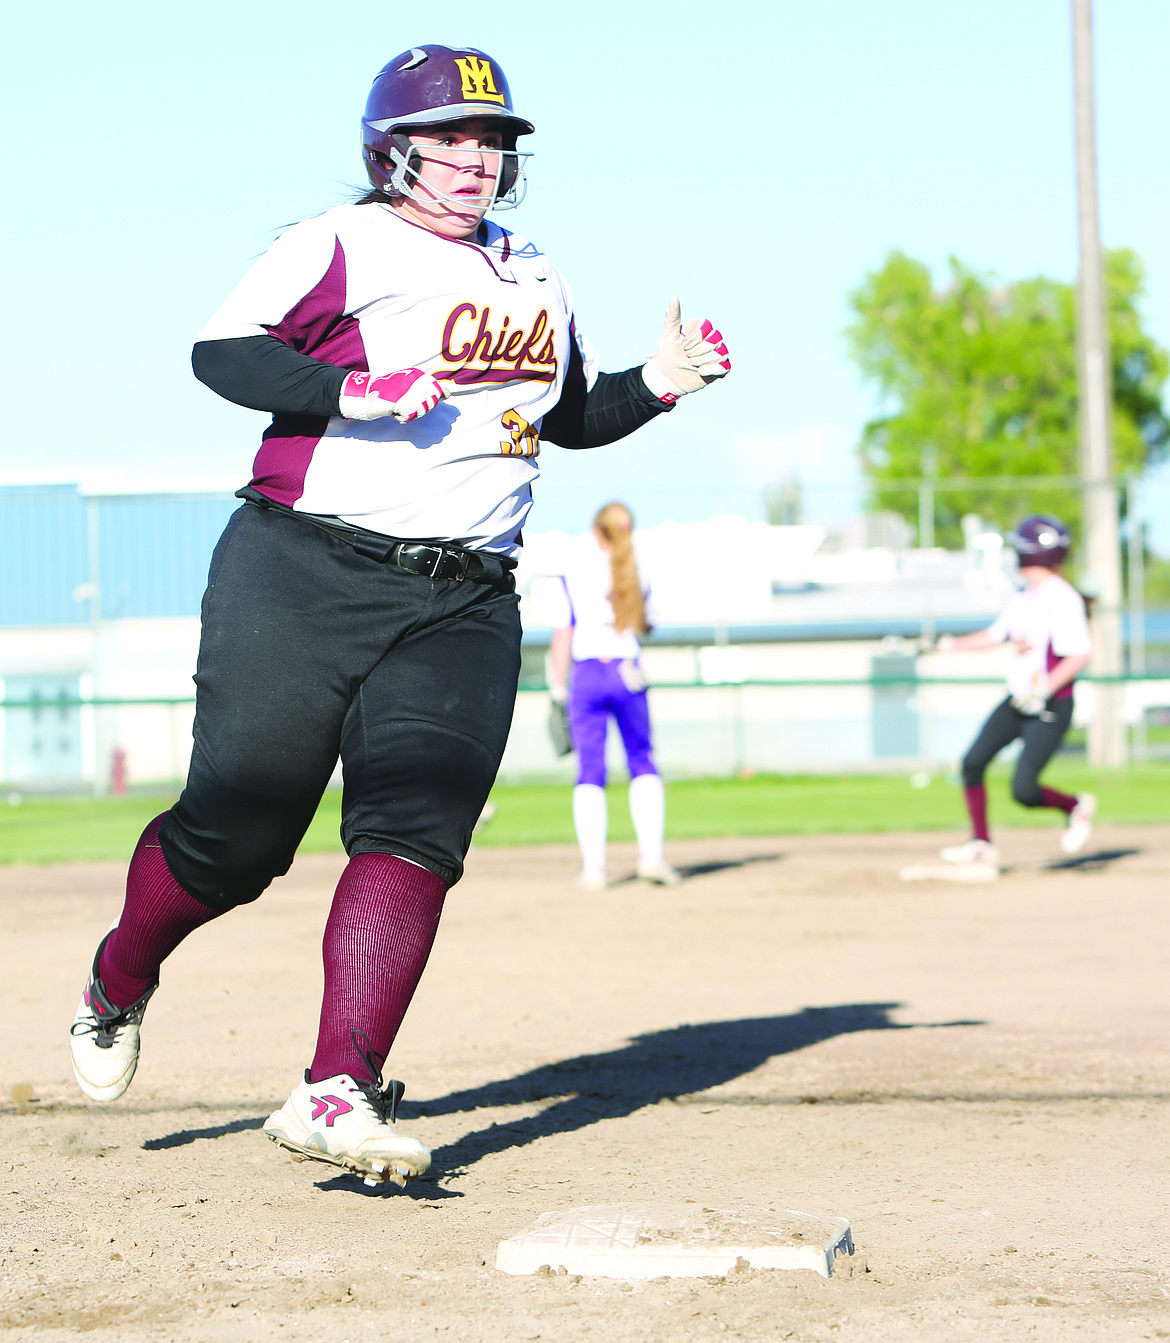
[846,248,1169,544]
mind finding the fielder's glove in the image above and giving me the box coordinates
[548,697,573,757]
[1011,693,1048,717]
[339,368,446,423]
[642,297,731,402]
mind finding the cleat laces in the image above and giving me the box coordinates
[348,1029,406,1123]
[70,933,156,1050]
[70,984,155,1049]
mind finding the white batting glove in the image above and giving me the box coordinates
[1011,693,1048,716]
[641,297,731,402]
[338,368,446,423]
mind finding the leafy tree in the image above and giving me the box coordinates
[846,248,1169,546]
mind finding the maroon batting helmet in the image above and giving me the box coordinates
[1007,514,1072,567]
[362,46,534,206]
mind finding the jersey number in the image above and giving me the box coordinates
[500,410,540,458]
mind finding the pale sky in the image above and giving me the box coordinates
[2,0,1168,545]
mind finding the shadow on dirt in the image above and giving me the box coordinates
[405,1002,980,1185]
[608,853,785,886]
[141,1003,979,1194]
[1004,847,1141,876]
[143,1115,265,1150]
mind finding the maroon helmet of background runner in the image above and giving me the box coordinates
[1007,515,1072,567]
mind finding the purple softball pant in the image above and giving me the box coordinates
[568,658,657,788]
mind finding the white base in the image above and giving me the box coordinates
[899,862,999,883]
[495,1203,852,1280]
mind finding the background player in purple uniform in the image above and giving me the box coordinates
[548,503,680,890]
[67,45,730,1187]
[934,515,1096,874]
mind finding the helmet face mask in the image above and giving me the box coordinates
[1007,514,1072,568]
[380,133,532,211]
[362,45,534,212]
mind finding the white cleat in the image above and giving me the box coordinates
[636,861,682,887]
[68,931,156,1103]
[1061,792,1097,855]
[263,1071,431,1187]
[939,839,999,870]
[575,870,607,891]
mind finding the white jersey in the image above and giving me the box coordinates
[198,202,597,554]
[986,573,1091,701]
[546,533,656,662]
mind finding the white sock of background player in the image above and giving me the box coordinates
[628,773,666,871]
[572,784,608,880]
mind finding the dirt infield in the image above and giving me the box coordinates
[2,825,1169,1341]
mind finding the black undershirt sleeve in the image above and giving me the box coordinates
[191,335,346,417]
[191,331,673,447]
[538,337,674,450]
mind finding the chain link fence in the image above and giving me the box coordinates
[3,670,1168,793]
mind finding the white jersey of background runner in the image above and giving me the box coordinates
[987,573,1092,702]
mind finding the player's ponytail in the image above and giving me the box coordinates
[594,502,647,636]
[354,184,397,205]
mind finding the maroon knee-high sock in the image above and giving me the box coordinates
[309,853,447,1085]
[98,814,225,1009]
[1040,786,1077,814]
[964,785,990,842]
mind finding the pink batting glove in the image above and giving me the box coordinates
[641,297,732,402]
[338,368,446,423]
[682,317,731,377]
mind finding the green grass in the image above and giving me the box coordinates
[0,793,182,865]
[2,762,1167,864]
[473,764,1170,847]
[0,790,348,866]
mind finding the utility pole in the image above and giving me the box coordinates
[1072,0,1126,766]
[918,445,937,646]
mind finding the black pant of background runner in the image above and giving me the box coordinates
[960,695,1075,806]
[158,503,522,910]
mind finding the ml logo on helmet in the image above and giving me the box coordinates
[455,56,506,104]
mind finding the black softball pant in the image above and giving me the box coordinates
[960,695,1075,807]
[158,503,522,909]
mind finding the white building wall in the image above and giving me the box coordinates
[2,617,1161,789]
[0,617,200,790]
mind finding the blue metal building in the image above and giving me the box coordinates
[0,482,239,627]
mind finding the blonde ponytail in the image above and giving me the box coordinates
[594,502,647,635]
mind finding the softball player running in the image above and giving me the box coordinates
[67,44,730,1186]
[936,515,1095,874]
[547,503,679,890]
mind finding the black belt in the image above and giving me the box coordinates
[239,490,515,584]
[381,540,489,581]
